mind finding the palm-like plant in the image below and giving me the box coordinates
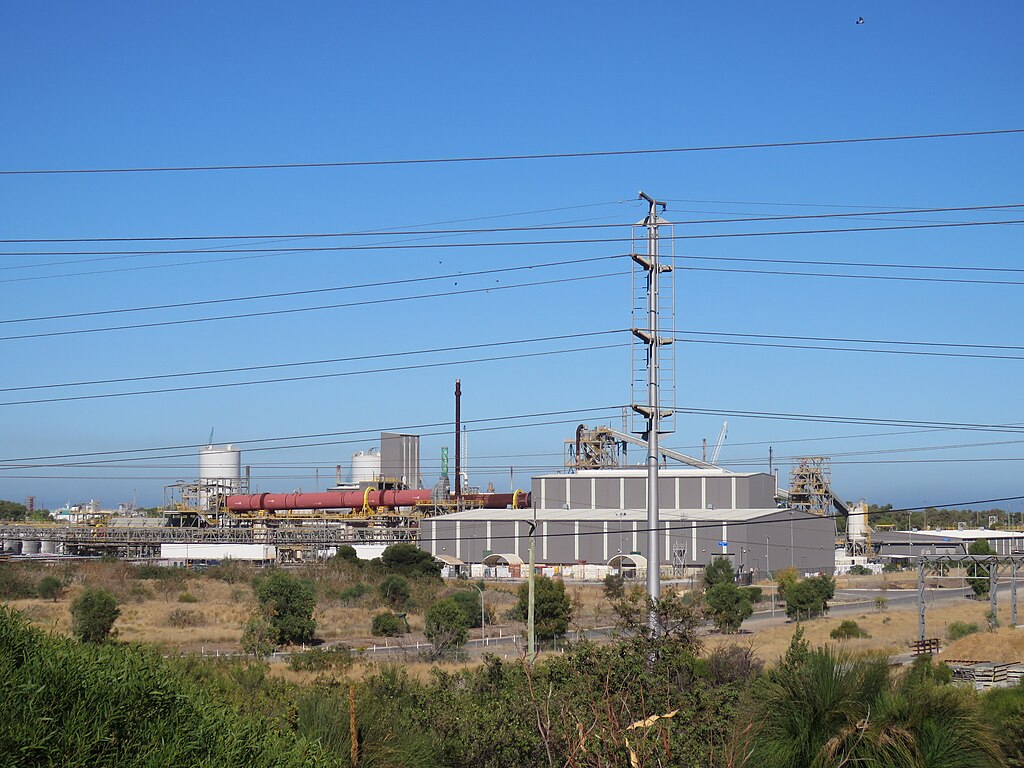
[733,646,1005,768]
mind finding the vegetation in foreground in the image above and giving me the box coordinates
[4,585,1024,767]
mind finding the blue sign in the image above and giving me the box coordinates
[717,541,728,547]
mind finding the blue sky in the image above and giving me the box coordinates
[0,1,1021,509]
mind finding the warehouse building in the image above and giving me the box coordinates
[421,467,837,576]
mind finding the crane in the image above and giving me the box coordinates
[710,421,728,464]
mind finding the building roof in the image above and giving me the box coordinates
[873,528,1024,544]
[533,468,763,479]
[427,507,796,523]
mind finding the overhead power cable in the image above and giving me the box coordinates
[2,128,1020,175]
[0,255,624,326]
[3,203,1020,245]
[0,330,626,393]
[4,217,1024,258]
[674,336,1024,362]
[0,405,627,465]
[0,271,623,343]
[0,341,627,407]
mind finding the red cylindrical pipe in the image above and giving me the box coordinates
[225,489,532,512]
[226,489,434,512]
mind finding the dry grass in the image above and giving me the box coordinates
[706,598,1023,665]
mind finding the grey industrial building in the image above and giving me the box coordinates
[421,467,837,575]
[872,528,1024,562]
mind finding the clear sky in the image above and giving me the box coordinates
[0,1,1021,510]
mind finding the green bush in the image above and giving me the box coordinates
[378,574,411,608]
[705,582,754,633]
[0,563,37,600]
[287,645,353,672]
[37,575,63,602]
[741,586,763,603]
[830,619,870,639]
[847,564,872,576]
[704,557,736,589]
[947,621,981,641]
[371,612,406,637]
[425,598,468,654]
[381,544,441,579]
[337,582,371,603]
[450,590,485,628]
[70,588,120,643]
[178,591,199,603]
[512,575,572,639]
[603,572,625,599]
[0,606,319,766]
[133,564,179,581]
[254,571,316,645]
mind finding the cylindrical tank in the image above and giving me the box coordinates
[40,540,56,555]
[200,444,242,489]
[351,449,381,483]
[848,500,869,541]
[21,539,40,555]
[5,539,21,554]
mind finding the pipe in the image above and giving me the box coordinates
[454,379,462,500]
[225,489,532,512]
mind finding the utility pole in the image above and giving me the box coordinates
[631,191,673,633]
[527,515,536,661]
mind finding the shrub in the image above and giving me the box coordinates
[133,564,177,581]
[337,582,371,603]
[37,575,63,602]
[704,557,736,589]
[705,582,754,633]
[603,572,625,599]
[371,612,406,637]
[0,563,37,600]
[166,608,206,628]
[947,621,981,641]
[381,544,441,579]
[830,619,870,639]
[70,588,120,643]
[450,590,485,628]
[848,564,872,576]
[741,586,762,604]
[425,598,468,654]
[254,571,316,645]
[875,596,889,612]
[333,544,361,565]
[782,574,836,620]
[241,614,277,656]
[378,574,411,608]
[512,575,572,639]
[882,562,902,573]
[178,591,199,603]
[288,645,353,672]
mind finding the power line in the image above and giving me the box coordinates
[5,216,1024,258]
[674,336,1024,362]
[680,407,1024,435]
[0,255,624,326]
[2,128,1020,175]
[0,341,627,407]
[675,264,1024,287]
[678,329,1024,353]
[0,405,627,465]
[0,271,623,343]
[0,330,625,393]
[3,203,1020,245]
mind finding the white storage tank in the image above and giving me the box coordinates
[200,444,242,489]
[351,448,381,483]
[22,539,40,555]
[40,540,56,555]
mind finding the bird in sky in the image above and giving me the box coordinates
[856,17,865,25]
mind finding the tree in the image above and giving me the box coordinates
[254,571,316,645]
[0,500,29,521]
[782,574,835,620]
[371,612,406,637]
[968,538,995,597]
[70,588,120,643]
[424,598,467,655]
[705,581,753,633]
[37,575,63,602]
[241,614,277,656]
[333,544,360,565]
[380,543,441,579]
[450,590,485,628]
[378,574,411,608]
[703,556,736,589]
[602,572,625,600]
[514,575,572,639]
[734,647,1004,768]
